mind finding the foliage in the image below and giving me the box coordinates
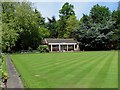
[90,4,111,23]
[2,23,19,52]
[1,53,7,74]
[58,2,77,38]
[2,2,19,52]
[66,15,79,38]
[47,16,58,38]
[13,2,43,50]
[1,2,120,52]
[37,45,49,53]
[59,2,75,19]
[57,17,67,38]
[74,4,117,50]
[1,2,47,52]
[38,27,50,38]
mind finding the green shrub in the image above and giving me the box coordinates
[2,53,7,73]
[1,53,8,80]
[37,45,49,53]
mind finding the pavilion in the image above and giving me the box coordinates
[43,38,80,52]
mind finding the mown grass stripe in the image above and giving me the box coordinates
[75,51,116,88]
[30,51,102,65]
[30,52,101,69]
[89,51,116,88]
[33,51,105,74]
[44,52,109,77]
[101,51,118,88]
[27,52,108,87]
[49,52,110,86]
[74,52,113,88]
[53,52,112,87]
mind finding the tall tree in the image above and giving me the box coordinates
[66,15,79,38]
[2,2,19,52]
[112,2,120,49]
[47,16,58,38]
[59,2,75,19]
[90,4,111,23]
[34,9,45,26]
[14,2,47,50]
[58,2,76,38]
[74,4,115,50]
[2,2,48,52]
[89,4,114,50]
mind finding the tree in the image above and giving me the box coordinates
[34,9,45,26]
[2,2,19,52]
[2,2,48,52]
[38,27,50,38]
[59,2,75,19]
[58,2,76,38]
[2,23,18,52]
[90,4,111,23]
[66,15,79,38]
[57,17,66,38]
[89,4,114,50]
[47,16,58,38]
[74,4,115,50]
[14,2,47,50]
[74,14,97,50]
[112,2,120,49]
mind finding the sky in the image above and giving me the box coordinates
[28,0,119,22]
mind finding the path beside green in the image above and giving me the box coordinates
[11,51,118,88]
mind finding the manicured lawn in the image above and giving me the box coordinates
[11,51,118,88]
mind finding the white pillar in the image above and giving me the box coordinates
[59,44,61,52]
[67,44,68,51]
[51,44,53,52]
[74,44,75,51]
[77,44,79,51]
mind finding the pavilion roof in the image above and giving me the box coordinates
[43,38,78,44]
